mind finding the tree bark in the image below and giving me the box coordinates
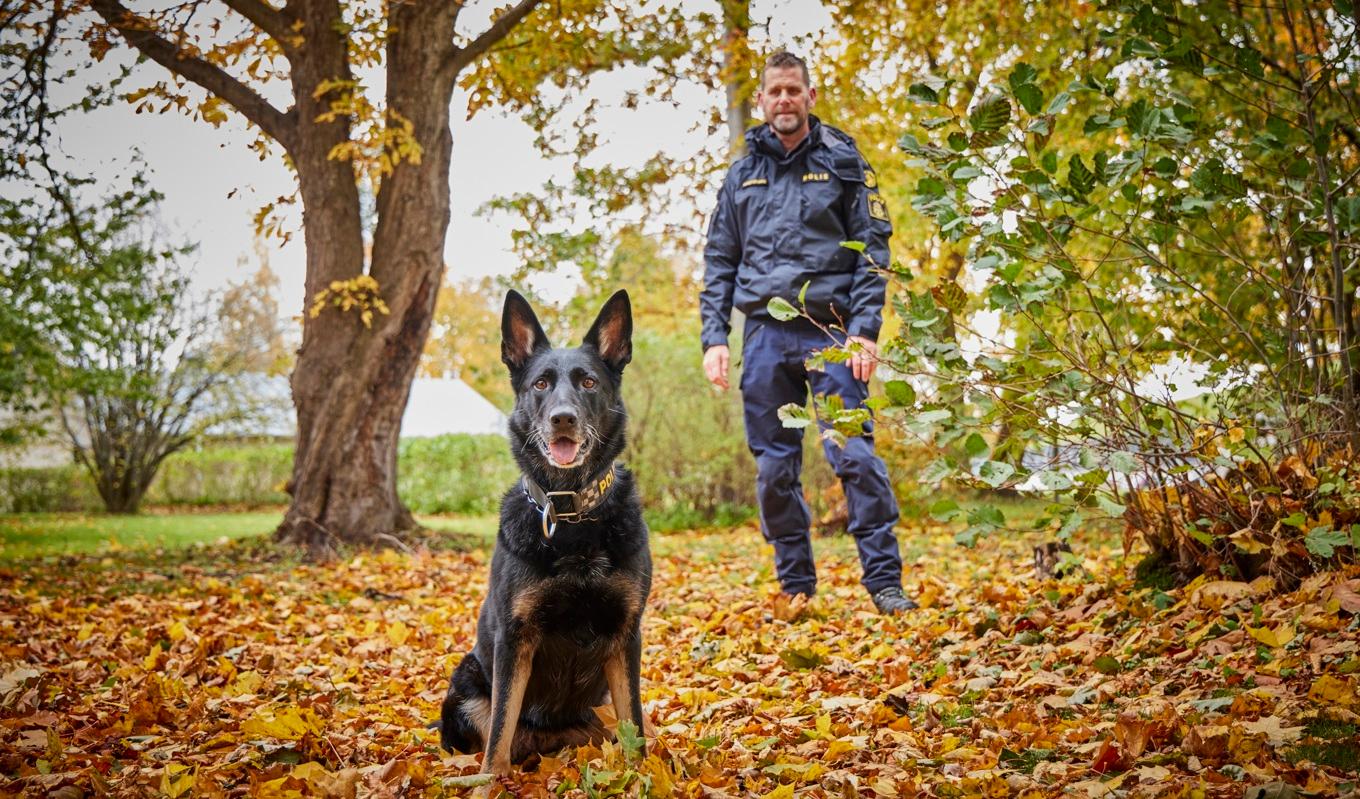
[721,0,752,161]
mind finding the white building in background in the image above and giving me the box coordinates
[204,375,510,439]
[399,377,508,438]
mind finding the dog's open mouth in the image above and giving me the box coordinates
[547,437,583,467]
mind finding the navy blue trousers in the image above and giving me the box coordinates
[739,317,903,596]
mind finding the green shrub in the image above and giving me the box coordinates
[397,434,519,515]
[0,466,98,513]
[145,441,292,506]
[623,330,755,530]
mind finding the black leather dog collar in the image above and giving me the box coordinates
[522,463,618,539]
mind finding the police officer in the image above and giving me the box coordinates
[700,51,916,614]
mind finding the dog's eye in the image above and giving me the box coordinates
[581,377,597,390]
[533,378,549,391]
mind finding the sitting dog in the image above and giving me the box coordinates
[439,289,652,776]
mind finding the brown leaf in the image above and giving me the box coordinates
[1332,580,1360,614]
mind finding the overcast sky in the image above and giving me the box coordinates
[49,0,832,324]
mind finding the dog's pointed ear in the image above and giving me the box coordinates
[502,290,551,371]
[582,290,632,371]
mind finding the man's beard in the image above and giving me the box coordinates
[770,111,805,135]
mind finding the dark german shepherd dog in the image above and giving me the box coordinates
[439,289,651,776]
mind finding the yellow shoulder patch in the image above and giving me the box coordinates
[741,178,767,188]
[864,170,878,189]
[868,193,890,221]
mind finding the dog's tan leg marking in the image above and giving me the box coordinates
[603,648,634,737]
[482,643,535,776]
[510,582,544,622]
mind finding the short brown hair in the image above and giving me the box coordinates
[762,51,811,88]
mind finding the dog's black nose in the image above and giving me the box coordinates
[550,408,578,429]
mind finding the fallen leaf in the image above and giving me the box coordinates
[1333,580,1360,614]
[1247,623,1296,649]
[1240,716,1303,746]
[1308,674,1357,706]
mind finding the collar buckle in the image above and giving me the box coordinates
[544,491,581,521]
[523,464,618,540]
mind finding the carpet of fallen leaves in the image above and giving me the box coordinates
[1,519,1359,798]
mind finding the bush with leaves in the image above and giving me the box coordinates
[786,1,1360,584]
[5,182,269,514]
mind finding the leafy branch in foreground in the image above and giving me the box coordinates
[884,2,1360,583]
[782,2,1360,584]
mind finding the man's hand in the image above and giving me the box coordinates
[703,344,730,390]
[848,335,878,383]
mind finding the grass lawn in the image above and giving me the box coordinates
[0,511,284,561]
[0,510,502,561]
[0,494,1053,562]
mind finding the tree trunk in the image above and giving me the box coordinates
[273,0,458,558]
[721,0,752,161]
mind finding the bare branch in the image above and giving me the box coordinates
[443,0,544,78]
[220,0,297,52]
[88,0,298,151]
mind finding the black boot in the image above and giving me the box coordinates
[871,586,918,614]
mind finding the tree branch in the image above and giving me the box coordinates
[88,0,298,151]
[443,0,545,78]
[220,0,297,52]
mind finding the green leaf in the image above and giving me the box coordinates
[798,280,810,305]
[1014,83,1044,115]
[958,505,1004,546]
[968,504,1005,528]
[930,499,962,521]
[1305,526,1349,558]
[1096,494,1126,517]
[884,379,916,407]
[1281,512,1307,528]
[978,460,1015,488]
[1093,655,1121,675]
[948,131,969,152]
[767,296,800,321]
[1234,45,1264,78]
[443,774,496,788]
[909,82,939,104]
[964,432,989,458]
[779,647,825,670]
[1046,92,1072,114]
[969,94,1011,133]
[919,458,954,485]
[1067,154,1096,196]
[1036,470,1074,491]
[839,240,867,253]
[1009,62,1038,90]
[777,403,812,429]
[616,720,645,763]
[1108,451,1138,474]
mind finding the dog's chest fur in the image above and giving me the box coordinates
[512,549,641,648]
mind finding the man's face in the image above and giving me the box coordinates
[757,66,816,138]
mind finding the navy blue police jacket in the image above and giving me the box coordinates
[700,115,892,351]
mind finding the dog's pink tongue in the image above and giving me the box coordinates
[549,439,580,465]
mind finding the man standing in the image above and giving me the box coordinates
[700,51,916,614]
